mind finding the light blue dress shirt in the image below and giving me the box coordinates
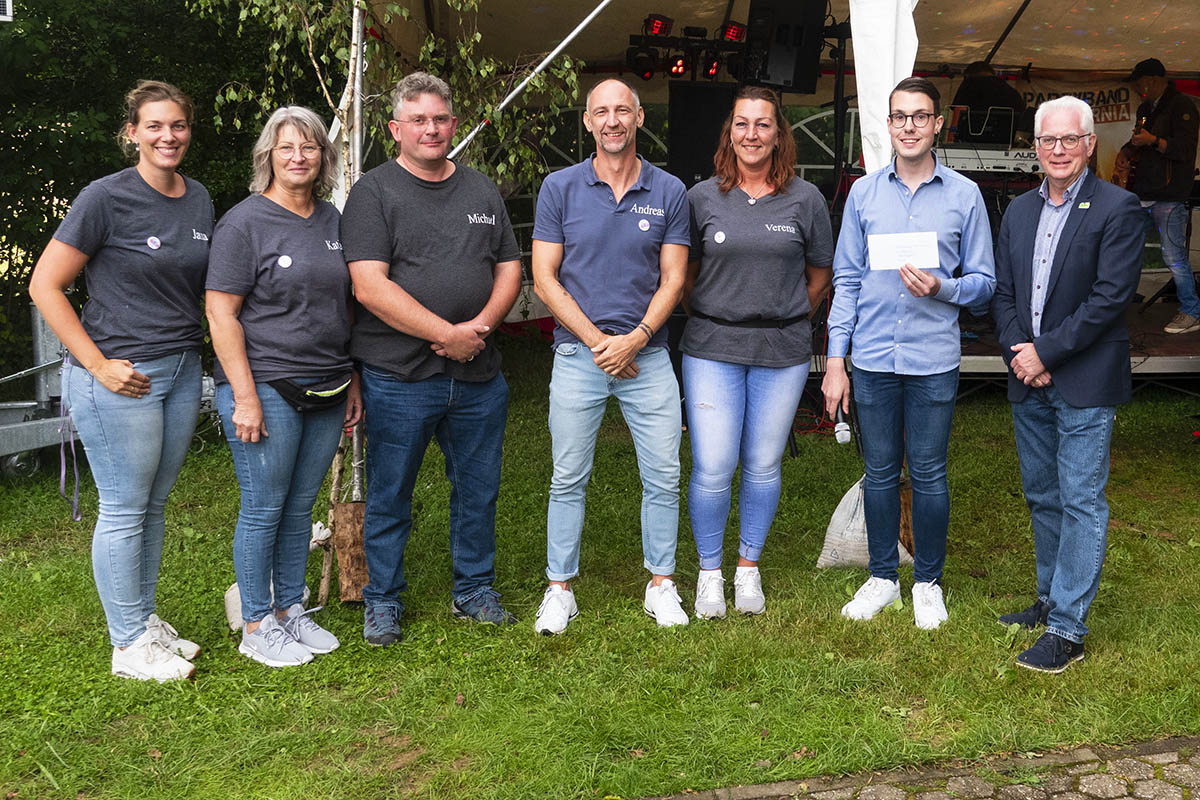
[1030,170,1087,337]
[827,155,996,375]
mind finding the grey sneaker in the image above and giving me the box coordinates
[1164,312,1200,334]
[363,605,403,647]
[451,588,517,625]
[280,604,340,654]
[145,613,200,660]
[239,614,313,668]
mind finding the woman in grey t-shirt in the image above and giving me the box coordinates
[29,81,213,682]
[683,87,835,619]
[206,106,360,669]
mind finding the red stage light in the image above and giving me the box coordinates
[704,55,720,78]
[668,54,688,76]
[645,14,674,36]
[720,21,747,41]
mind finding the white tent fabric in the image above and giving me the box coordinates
[849,0,920,174]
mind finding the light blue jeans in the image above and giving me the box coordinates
[682,355,809,569]
[217,381,345,622]
[1011,385,1115,643]
[64,351,201,647]
[1146,200,1200,318]
[546,343,681,582]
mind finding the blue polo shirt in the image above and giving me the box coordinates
[826,155,995,375]
[533,155,690,347]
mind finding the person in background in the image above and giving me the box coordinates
[992,96,1145,673]
[207,106,361,668]
[822,77,995,630]
[683,86,833,619]
[29,80,212,682]
[1125,58,1200,335]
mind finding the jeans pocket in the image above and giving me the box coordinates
[554,342,580,357]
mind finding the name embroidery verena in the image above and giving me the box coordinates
[764,223,797,234]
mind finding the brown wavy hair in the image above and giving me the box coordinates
[712,86,796,194]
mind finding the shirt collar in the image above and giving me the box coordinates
[885,151,945,188]
[584,153,650,191]
[1037,168,1089,206]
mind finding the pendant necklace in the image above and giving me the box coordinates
[743,181,770,205]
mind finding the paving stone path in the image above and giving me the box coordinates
[646,737,1200,800]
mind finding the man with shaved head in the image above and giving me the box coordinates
[530,79,691,633]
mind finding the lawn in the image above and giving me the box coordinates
[2,334,1199,799]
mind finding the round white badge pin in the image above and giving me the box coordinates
[146,236,161,250]
[278,255,293,269]
[714,231,726,244]
[638,219,650,232]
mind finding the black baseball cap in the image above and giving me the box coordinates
[1127,58,1167,81]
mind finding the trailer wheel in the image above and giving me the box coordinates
[2,450,41,478]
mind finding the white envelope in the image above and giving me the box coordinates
[867,231,939,271]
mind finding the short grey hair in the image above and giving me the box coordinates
[392,72,454,119]
[1034,95,1095,137]
[250,106,337,197]
[585,78,640,111]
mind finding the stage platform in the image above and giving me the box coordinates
[960,274,1200,379]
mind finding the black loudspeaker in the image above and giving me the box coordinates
[745,0,826,93]
[666,81,738,189]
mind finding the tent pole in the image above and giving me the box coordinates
[829,21,851,203]
[983,0,1034,65]
[449,0,615,160]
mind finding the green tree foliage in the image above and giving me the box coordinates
[188,0,581,196]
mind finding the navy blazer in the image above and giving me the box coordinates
[991,170,1145,407]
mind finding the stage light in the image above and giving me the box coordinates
[625,45,659,81]
[644,13,673,36]
[719,21,747,41]
[703,52,721,78]
[668,52,691,76]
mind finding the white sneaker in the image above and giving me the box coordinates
[534,585,578,635]
[912,581,949,630]
[280,603,340,654]
[112,628,195,682]
[694,570,726,619]
[239,613,313,667]
[841,576,901,621]
[644,578,689,627]
[145,613,200,661]
[734,566,766,615]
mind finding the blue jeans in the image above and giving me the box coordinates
[360,367,508,610]
[1146,201,1200,318]
[682,355,809,569]
[1011,385,1114,643]
[64,351,201,647]
[852,367,959,584]
[217,381,345,622]
[546,344,681,581]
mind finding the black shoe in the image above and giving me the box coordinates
[998,598,1051,630]
[1016,632,1084,673]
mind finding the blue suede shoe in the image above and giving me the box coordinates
[1016,631,1084,673]
[451,588,517,626]
[998,598,1051,630]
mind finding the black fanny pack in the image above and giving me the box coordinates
[267,372,353,413]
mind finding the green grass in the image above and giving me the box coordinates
[2,334,1199,799]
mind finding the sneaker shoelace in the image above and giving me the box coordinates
[370,606,399,630]
[284,606,324,636]
[697,574,723,602]
[733,571,761,595]
[146,616,179,642]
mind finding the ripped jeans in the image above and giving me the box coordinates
[682,355,810,570]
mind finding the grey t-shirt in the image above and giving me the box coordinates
[206,194,352,383]
[53,167,213,361]
[340,160,520,382]
[683,176,834,367]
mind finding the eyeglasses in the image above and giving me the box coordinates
[395,115,454,128]
[887,111,935,128]
[1034,133,1091,150]
[274,144,322,159]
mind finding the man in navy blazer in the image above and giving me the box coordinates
[992,95,1146,673]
